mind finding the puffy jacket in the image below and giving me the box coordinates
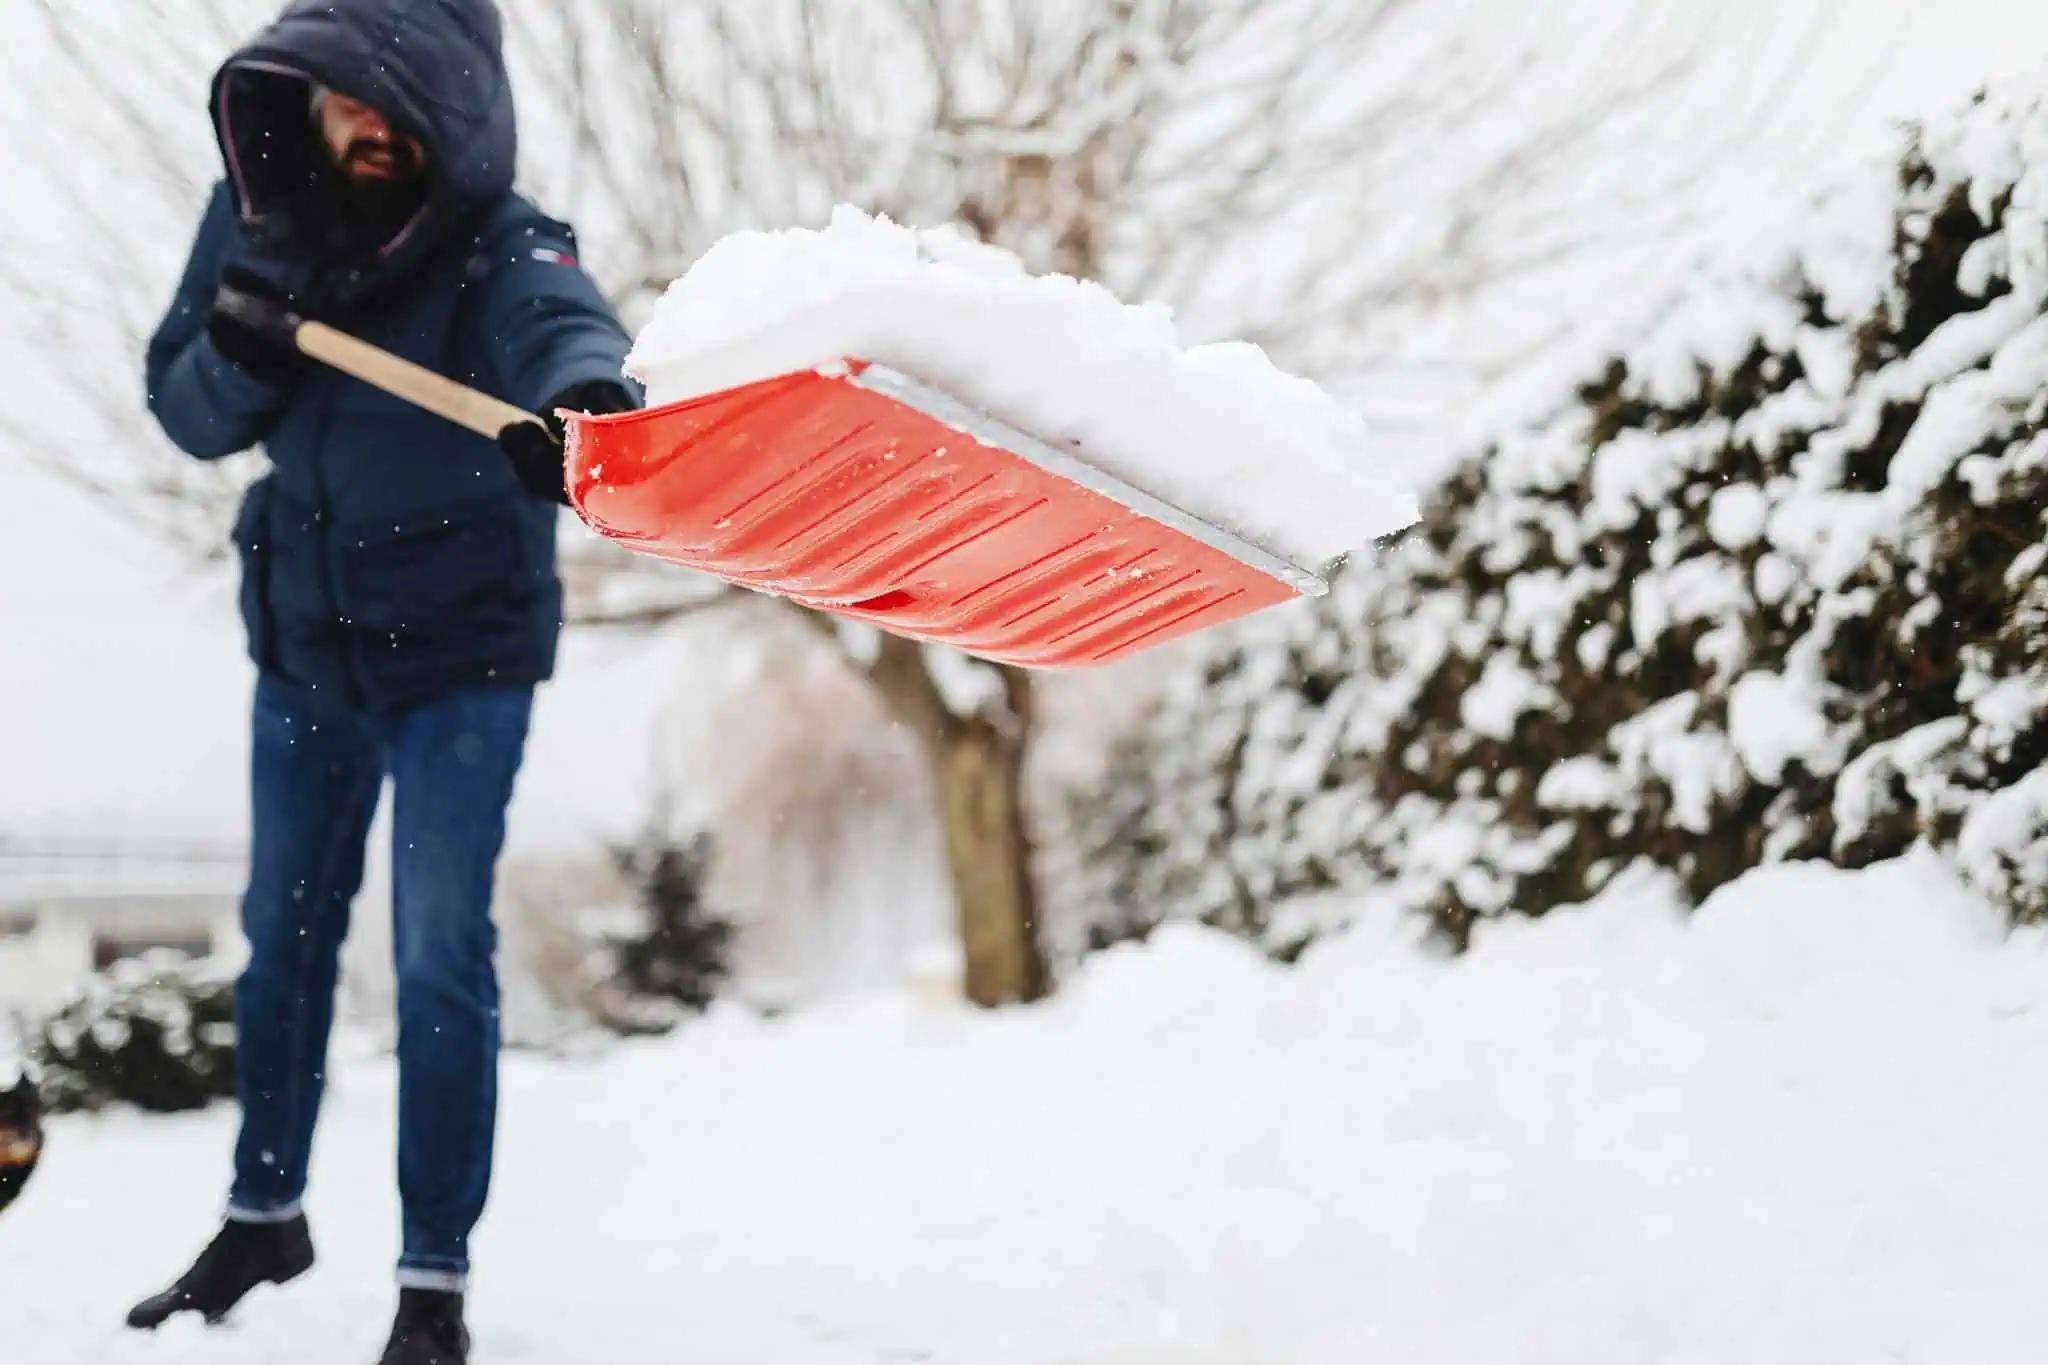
[145,0,634,711]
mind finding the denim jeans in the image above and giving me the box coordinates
[225,673,534,1292]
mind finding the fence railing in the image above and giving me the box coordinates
[0,840,247,906]
[0,838,246,865]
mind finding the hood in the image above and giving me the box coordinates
[211,0,514,276]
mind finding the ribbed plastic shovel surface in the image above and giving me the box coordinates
[565,362,1327,668]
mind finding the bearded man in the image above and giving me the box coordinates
[128,3,638,1360]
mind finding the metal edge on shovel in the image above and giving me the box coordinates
[847,364,1332,599]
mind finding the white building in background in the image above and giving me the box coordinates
[0,843,243,1016]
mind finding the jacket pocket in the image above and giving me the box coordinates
[230,477,276,670]
[331,500,537,642]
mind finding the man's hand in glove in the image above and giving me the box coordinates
[498,381,640,505]
[207,267,306,386]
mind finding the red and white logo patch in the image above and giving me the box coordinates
[530,246,579,268]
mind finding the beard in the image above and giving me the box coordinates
[293,137,430,263]
[340,135,421,185]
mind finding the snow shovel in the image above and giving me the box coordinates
[565,365,1330,667]
[222,290,1329,668]
[0,1067,42,1218]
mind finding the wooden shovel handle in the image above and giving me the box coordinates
[293,320,543,439]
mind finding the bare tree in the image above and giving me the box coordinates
[0,0,1839,1004]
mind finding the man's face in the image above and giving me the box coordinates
[319,91,425,185]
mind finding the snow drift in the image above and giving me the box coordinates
[14,855,2048,1362]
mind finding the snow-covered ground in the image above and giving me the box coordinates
[11,853,2048,1363]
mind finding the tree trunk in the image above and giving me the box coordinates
[867,633,1048,1006]
[934,714,1046,1006]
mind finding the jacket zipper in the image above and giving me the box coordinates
[305,372,367,708]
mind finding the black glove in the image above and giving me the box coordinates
[208,267,305,386]
[499,380,639,505]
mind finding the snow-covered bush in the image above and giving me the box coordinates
[36,954,236,1113]
[584,834,734,1036]
[1074,86,2048,950]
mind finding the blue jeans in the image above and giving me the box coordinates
[226,673,533,1292]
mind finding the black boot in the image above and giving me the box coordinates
[379,1289,470,1365]
[126,1214,316,1328]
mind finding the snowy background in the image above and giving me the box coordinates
[10,1,2048,1361]
[8,0,2046,860]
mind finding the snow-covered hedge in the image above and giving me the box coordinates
[1073,89,2048,950]
[37,954,236,1113]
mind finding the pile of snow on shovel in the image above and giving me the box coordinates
[627,207,1420,571]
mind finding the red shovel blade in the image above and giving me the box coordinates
[564,362,1325,669]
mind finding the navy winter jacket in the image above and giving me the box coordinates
[146,0,634,711]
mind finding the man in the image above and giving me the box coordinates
[127,2,637,1361]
